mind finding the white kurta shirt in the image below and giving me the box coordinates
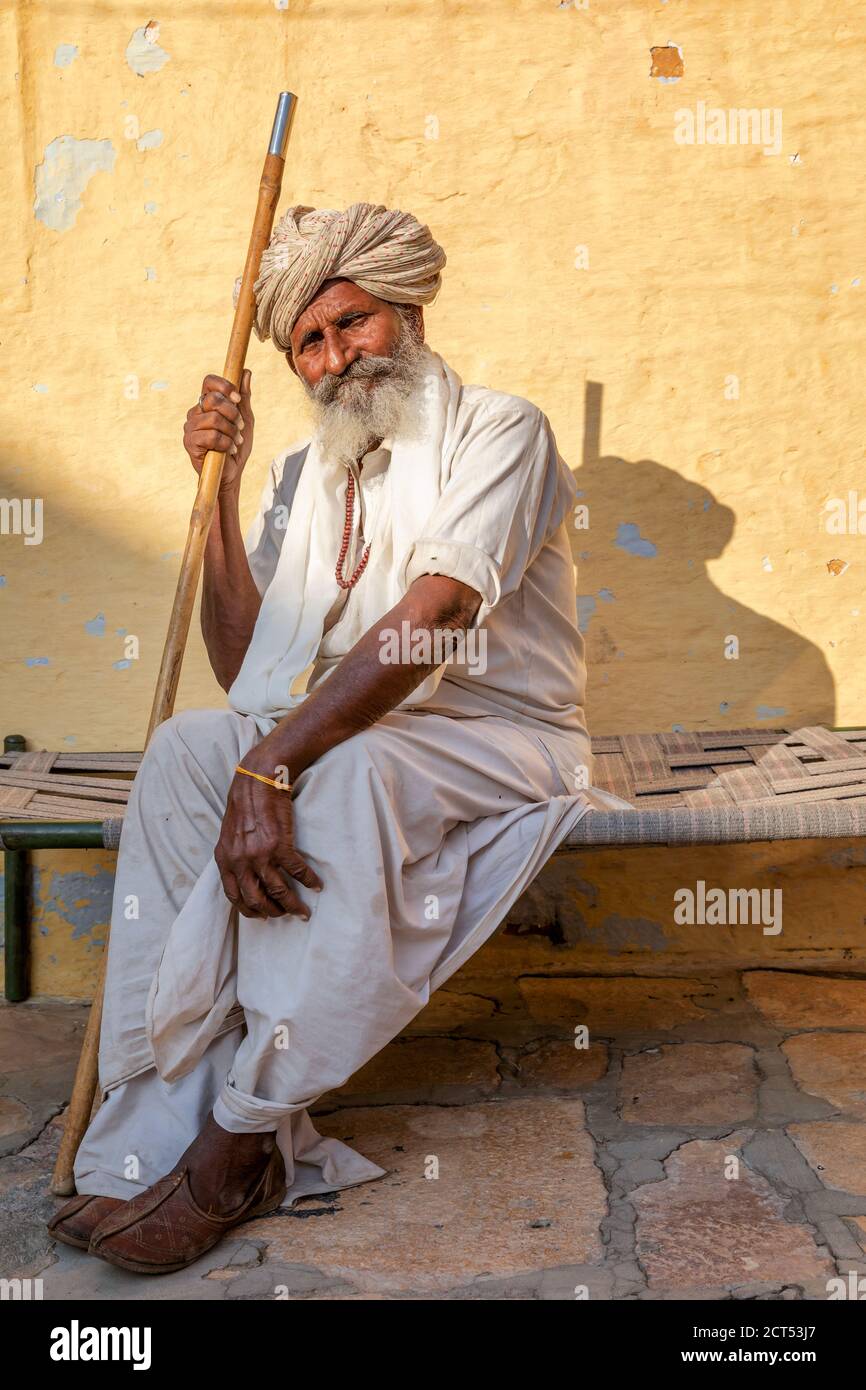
[241,362,593,790]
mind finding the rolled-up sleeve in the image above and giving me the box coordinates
[398,398,576,627]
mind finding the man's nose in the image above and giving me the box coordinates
[322,327,358,378]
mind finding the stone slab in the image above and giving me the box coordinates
[514,1040,608,1089]
[517,976,715,1034]
[621,1043,759,1125]
[783,1033,866,1119]
[250,1098,606,1295]
[788,1121,866,1196]
[632,1133,835,1295]
[744,973,866,1030]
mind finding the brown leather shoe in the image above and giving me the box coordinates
[88,1145,286,1275]
[48,1194,128,1251]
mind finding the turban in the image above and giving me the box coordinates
[235,201,447,353]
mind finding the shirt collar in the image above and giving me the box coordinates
[363,436,392,456]
[345,437,392,483]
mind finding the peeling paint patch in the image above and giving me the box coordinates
[84,612,105,637]
[54,44,79,67]
[0,576,6,587]
[34,136,116,232]
[145,266,157,280]
[577,590,616,631]
[136,129,163,152]
[650,45,684,81]
[577,595,596,633]
[756,704,787,719]
[63,735,76,744]
[827,558,849,577]
[149,379,169,390]
[125,20,170,76]
[144,201,158,214]
[32,383,49,393]
[39,868,116,939]
[615,522,658,557]
[25,657,50,666]
[113,659,132,670]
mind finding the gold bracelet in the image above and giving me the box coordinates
[234,764,292,792]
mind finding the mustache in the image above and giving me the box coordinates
[309,354,397,406]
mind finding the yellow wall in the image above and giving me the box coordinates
[2,2,865,996]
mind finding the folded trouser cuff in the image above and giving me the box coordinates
[213,1080,308,1132]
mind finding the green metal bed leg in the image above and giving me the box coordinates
[3,734,29,1002]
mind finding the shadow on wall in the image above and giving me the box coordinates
[574,383,835,733]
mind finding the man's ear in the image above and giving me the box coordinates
[284,349,298,378]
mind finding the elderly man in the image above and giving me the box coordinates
[48,202,625,1274]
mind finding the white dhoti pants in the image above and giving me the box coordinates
[74,705,615,1207]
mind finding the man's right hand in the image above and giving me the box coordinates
[184,369,254,493]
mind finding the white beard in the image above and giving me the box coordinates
[303,322,430,465]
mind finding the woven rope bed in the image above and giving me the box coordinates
[3,724,866,850]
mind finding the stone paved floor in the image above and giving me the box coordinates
[3,970,866,1300]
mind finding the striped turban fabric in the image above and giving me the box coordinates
[236,201,447,353]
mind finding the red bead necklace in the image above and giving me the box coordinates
[335,467,371,590]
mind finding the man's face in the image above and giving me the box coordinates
[286,278,429,463]
[287,279,411,387]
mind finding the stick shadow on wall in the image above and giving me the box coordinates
[574,382,835,731]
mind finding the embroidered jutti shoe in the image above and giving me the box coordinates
[48,1194,128,1250]
[88,1145,286,1275]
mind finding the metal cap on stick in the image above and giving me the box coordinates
[269,91,296,158]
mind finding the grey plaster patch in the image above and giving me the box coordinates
[125,21,170,76]
[35,867,115,940]
[34,137,116,231]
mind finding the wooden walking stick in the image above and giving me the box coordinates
[52,92,298,1196]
